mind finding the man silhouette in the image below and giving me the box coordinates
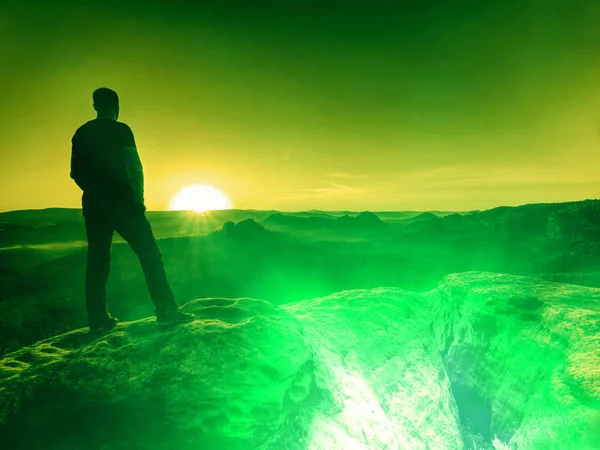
[71,88,195,331]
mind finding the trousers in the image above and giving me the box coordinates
[83,202,178,326]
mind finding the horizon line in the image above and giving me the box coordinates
[1,198,599,215]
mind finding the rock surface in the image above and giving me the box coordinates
[0,298,312,450]
[0,272,598,449]
[283,287,462,449]
[430,273,600,449]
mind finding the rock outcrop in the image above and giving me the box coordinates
[0,298,312,450]
[0,272,598,449]
[430,273,600,449]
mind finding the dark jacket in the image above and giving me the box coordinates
[70,118,144,213]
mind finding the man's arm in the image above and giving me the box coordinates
[123,125,144,205]
[70,131,89,191]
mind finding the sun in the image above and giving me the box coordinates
[169,184,232,213]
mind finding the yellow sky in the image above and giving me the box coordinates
[1,0,599,212]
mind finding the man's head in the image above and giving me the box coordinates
[93,87,119,120]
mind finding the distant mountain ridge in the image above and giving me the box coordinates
[3,199,598,225]
[262,212,336,229]
[2,199,600,249]
[336,211,390,229]
[217,218,271,239]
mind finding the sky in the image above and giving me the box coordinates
[1,0,600,212]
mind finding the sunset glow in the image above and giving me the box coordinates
[169,184,232,213]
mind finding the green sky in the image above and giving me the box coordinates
[1,0,599,212]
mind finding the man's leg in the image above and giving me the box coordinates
[84,212,115,328]
[115,206,179,316]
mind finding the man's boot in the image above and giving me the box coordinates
[156,309,195,328]
[89,315,119,333]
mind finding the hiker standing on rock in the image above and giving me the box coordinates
[70,87,195,331]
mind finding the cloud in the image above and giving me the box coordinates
[270,180,369,204]
[379,163,600,191]
[324,172,365,179]
[322,180,355,190]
